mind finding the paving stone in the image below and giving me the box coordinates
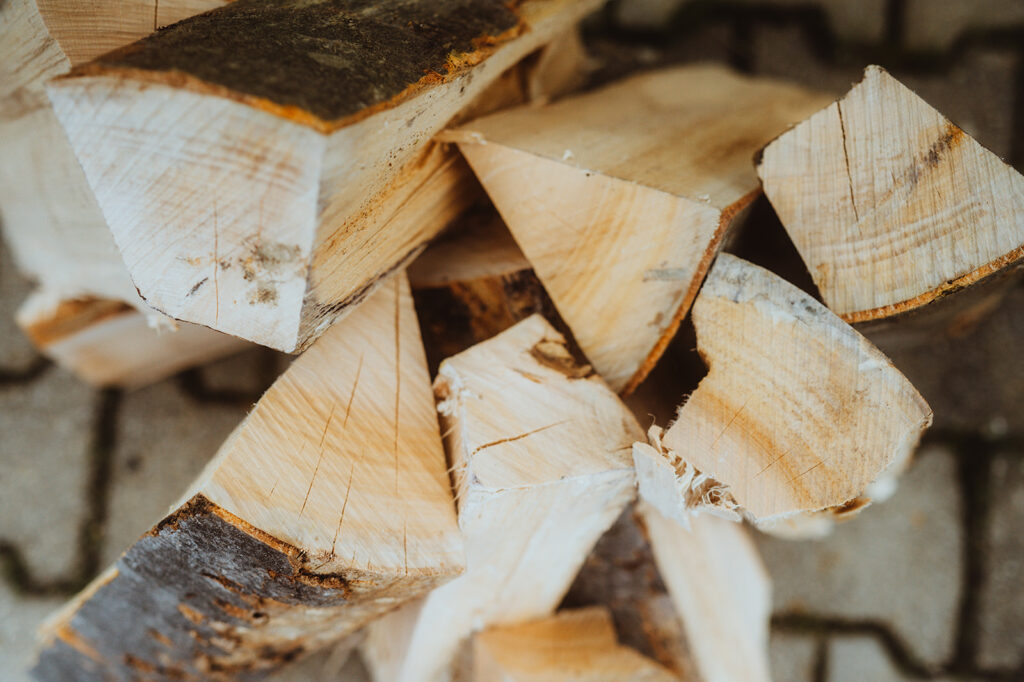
[101,379,251,567]
[750,24,870,94]
[0,583,64,682]
[738,0,888,42]
[0,238,39,370]
[757,447,963,664]
[829,636,957,682]
[905,0,1024,51]
[978,453,1024,668]
[864,285,1024,434]
[0,369,96,583]
[269,642,370,682]
[770,632,818,682]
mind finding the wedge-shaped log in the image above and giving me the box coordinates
[641,505,772,682]
[361,314,640,682]
[634,254,931,536]
[473,607,678,682]
[408,209,556,369]
[32,275,464,680]
[446,65,832,393]
[17,294,246,389]
[46,0,600,353]
[757,65,1024,323]
[0,0,246,386]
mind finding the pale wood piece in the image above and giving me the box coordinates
[361,314,641,682]
[757,65,1024,323]
[46,0,601,353]
[473,607,679,682]
[641,504,772,682]
[446,64,832,393]
[0,0,243,386]
[640,254,931,535]
[16,292,248,389]
[33,275,464,680]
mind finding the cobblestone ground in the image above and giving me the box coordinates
[2,1,1023,680]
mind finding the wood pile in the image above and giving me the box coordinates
[2,1,1022,680]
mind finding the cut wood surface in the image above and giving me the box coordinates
[361,314,640,682]
[641,505,771,682]
[46,0,601,353]
[17,293,248,389]
[32,275,464,680]
[473,607,679,682]
[408,208,559,371]
[0,0,244,386]
[638,254,931,534]
[446,64,832,393]
[757,65,1024,323]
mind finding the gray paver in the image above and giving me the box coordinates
[757,447,963,664]
[770,632,818,682]
[0,240,38,370]
[978,453,1024,668]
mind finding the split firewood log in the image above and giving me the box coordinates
[32,275,464,680]
[16,294,245,389]
[633,254,932,537]
[757,65,1024,325]
[45,0,601,353]
[444,64,833,393]
[408,208,560,372]
[473,607,678,681]
[361,314,641,682]
[640,507,771,682]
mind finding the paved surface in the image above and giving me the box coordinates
[2,0,1023,680]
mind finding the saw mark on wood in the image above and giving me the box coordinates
[836,102,861,223]
[470,420,570,457]
[299,401,340,518]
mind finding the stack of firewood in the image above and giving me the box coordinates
[2,1,1022,680]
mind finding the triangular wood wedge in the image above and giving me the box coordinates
[361,314,640,682]
[641,505,772,682]
[32,275,464,680]
[757,65,1024,323]
[45,0,600,352]
[633,254,932,536]
[408,210,555,369]
[1,0,247,386]
[473,606,679,682]
[16,294,246,389]
[446,64,833,393]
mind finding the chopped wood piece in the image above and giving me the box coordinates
[637,254,931,535]
[641,505,771,682]
[473,607,679,682]
[33,275,464,680]
[16,293,247,389]
[446,64,832,393]
[0,0,242,386]
[408,209,559,370]
[46,0,601,352]
[757,65,1024,323]
[361,314,641,682]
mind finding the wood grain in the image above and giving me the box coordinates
[758,65,1024,323]
[448,64,832,393]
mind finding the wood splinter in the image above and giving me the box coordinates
[46,0,600,353]
[633,254,932,538]
[473,606,678,682]
[757,65,1024,324]
[362,314,641,682]
[33,275,464,680]
[446,64,832,393]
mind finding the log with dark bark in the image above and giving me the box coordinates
[33,275,464,680]
[46,0,601,353]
